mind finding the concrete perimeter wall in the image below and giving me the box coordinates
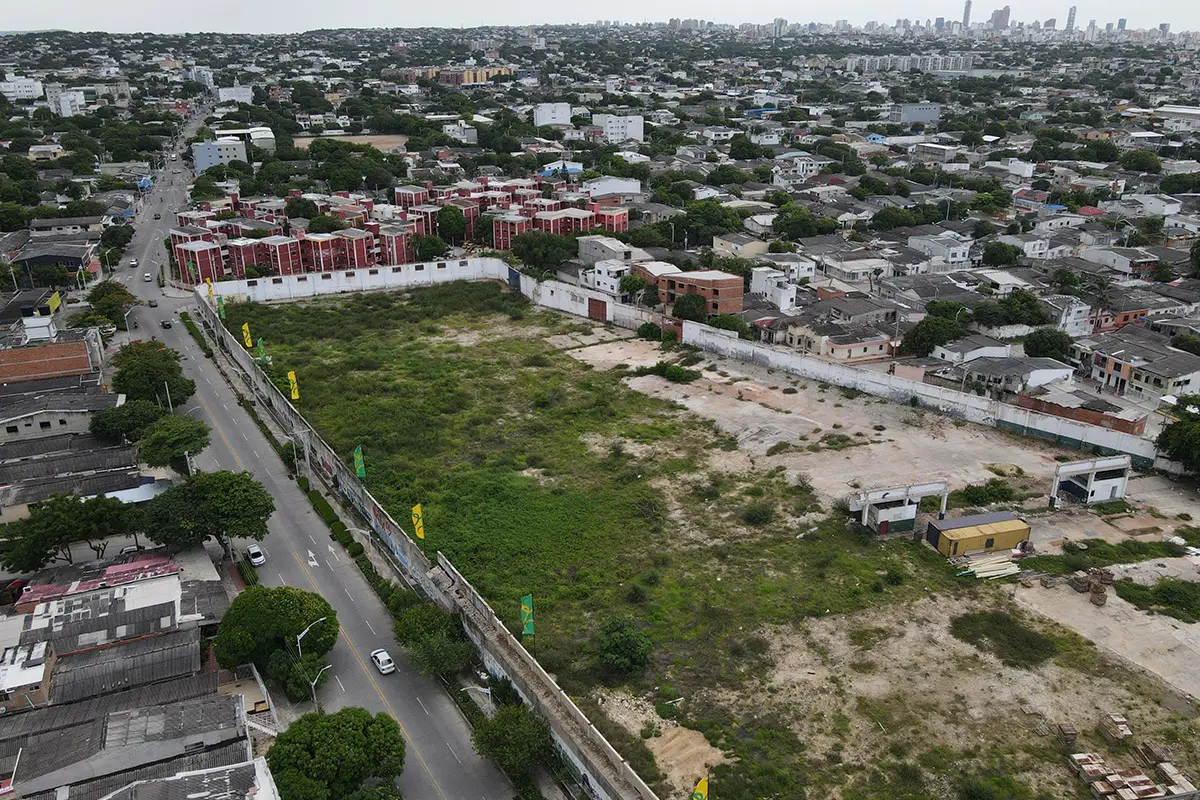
[192,280,658,800]
[681,322,1159,467]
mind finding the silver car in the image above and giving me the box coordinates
[370,649,396,675]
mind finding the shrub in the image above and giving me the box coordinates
[598,617,652,675]
[633,361,700,383]
[297,476,310,492]
[636,322,662,341]
[237,558,259,585]
[960,478,1016,506]
[347,541,365,557]
[742,501,776,526]
[308,491,338,524]
[782,387,798,394]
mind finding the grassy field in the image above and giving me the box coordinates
[225,285,1198,799]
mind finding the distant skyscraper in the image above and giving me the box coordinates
[935,16,945,29]
[1105,22,1113,32]
[990,5,1010,30]
[1045,18,1056,28]
[1159,22,1171,33]
[1117,17,1126,30]
[962,0,972,28]
[1066,5,1077,31]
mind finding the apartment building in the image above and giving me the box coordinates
[533,102,572,127]
[493,214,533,250]
[591,114,645,143]
[192,138,248,173]
[661,270,744,314]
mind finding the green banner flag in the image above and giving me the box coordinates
[256,337,266,359]
[353,445,366,478]
[520,594,534,636]
[216,295,226,320]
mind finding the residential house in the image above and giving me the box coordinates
[713,232,769,259]
[931,334,1013,364]
[1070,325,1200,398]
[749,267,797,311]
[998,233,1051,259]
[1040,295,1093,338]
[661,270,744,315]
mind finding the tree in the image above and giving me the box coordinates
[1152,262,1174,283]
[88,279,139,326]
[408,630,475,678]
[413,235,448,262]
[727,134,764,160]
[973,220,998,239]
[901,316,965,356]
[307,215,346,234]
[1172,334,1200,357]
[215,584,339,670]
[773,205,836,240]
[597,617,652,675]
[510,231,576,272]
[982,242,1021,266]
[1118,149,1161,174]
[90,399,168,442]
[437,206,466,245]
[1022,328,1072,360]
[672,293,708,322]
[111,341,196,406]
[1157,395,1200,477]
[285,198,320,219]
[1,494,137,571]
[143,470,275,552]
[268,708,405,800]
[618,274,647,295]
[471,704,551,778]
[137,415,211,467]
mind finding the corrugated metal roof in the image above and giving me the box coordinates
[929,511,1022,532]
[49,629,201,704]
[0,446,136,484]
[25,742,251,800]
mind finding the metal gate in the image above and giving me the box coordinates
[507,267,521,291]
[587,297,607,321]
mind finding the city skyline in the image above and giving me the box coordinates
[3,0,1196,36]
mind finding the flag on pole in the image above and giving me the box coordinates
[411,504,425,540]
[241,322,252,347]
[520,594,535,636]
[216,295,226,320]
[186,261,197,281]
[256,337,266,359]
[691,777,708,800]
[353,445,366,478]
[205,278,214,298]
[287,371,299,401]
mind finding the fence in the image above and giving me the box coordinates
[681,322,1160,467]
[191,291,658,800]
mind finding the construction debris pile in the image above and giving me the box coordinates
[1065,567,1115,606]
[1069,717,1198,799]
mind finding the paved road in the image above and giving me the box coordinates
[117,117,511,800]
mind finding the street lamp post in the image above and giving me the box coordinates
[123,305,137,332]
[296,616,327,661]
[309,664,332,710]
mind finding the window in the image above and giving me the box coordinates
[58,419,67,426]
[247,280,258,287]
[5,426,16,434]
[437,262,447,269]
[297,276,307,282]
[369,269,379,275]
[415,264,424,271]
[345,272,355,278]
[39,421,51,430]
[459,260,468,266]
[984,538,995,549]
[272,278,283,284]
[321,274,332,280]
[391,266,402,273]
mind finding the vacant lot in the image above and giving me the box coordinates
[228,286,1199,799]
[292,133,409,151]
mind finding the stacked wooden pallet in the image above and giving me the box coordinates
[956,552,1020,580]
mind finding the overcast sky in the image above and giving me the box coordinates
[5,0,1197,36]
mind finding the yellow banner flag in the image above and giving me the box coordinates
[287,371,299,401]
[690,777,708,800]
[206,278,214,298]
[241,322,252,348]
[411,504,425,540]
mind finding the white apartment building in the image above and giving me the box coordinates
[845,54,975,73]
[53,90,87,117]
[582,259,634,299]
[907,234,970,265]
[533,102,572,127]
[591,114,644,143]
[192,137,248,172]
[0,76,44,101]
[217,85,254,105]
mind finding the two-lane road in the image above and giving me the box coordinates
[114,120,511,799]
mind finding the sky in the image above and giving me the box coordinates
[5,0,1197,36]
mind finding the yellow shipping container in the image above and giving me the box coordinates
[925,512,1031,557]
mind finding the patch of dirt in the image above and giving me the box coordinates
[427,319,552,348]
[593,688,727,795]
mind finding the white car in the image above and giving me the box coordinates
[370,649,396,675]
[129,258,139,268]
[246,544,266,566]
[144,272,152,282]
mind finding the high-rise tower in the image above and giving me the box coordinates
[962,0,972,29]
[1066,5,1077,31]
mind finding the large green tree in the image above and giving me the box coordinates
[510,231,576,271]
[1022,328,1072,360]
[982,242,1021,266]
[437,206,467,245]
[597,617,652,675]
[672,292,708,322]
[413,235,448,262]
[268,708,405,800]
[111,341,196,406]
[900,316,966,356]
[142,470,275,552]
[471,704,551,778]
[136,415,211,467]
[1,494,137,571]
[214,584,339,670]
[1118,149,1161,174]
[90,399,169,442]
[1157,395,1200,477]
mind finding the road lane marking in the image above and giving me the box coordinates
[344,587,355,602]
[364,619,376,635]
[309,534,316,543]
[307,550,319,567]
[197,395,246,471]
[241,431,248,441]
[253,449,260,458]
[288,551,450,800]
[205,376,212,385]
[446,743,461,764]
[335,675,346,692]
[277,572,287,585]
[222,403,228,411]
[416,697,429,716]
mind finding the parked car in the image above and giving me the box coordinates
[160,319,172,329]
[144,272,152,282]
[148,299,158,308]
[246,544,266,566]
[153,213,161,220]
[119,544,144,555]
[370,649,396,675]
[129,258,139,267]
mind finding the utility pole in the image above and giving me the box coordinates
[164,380,173,412]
